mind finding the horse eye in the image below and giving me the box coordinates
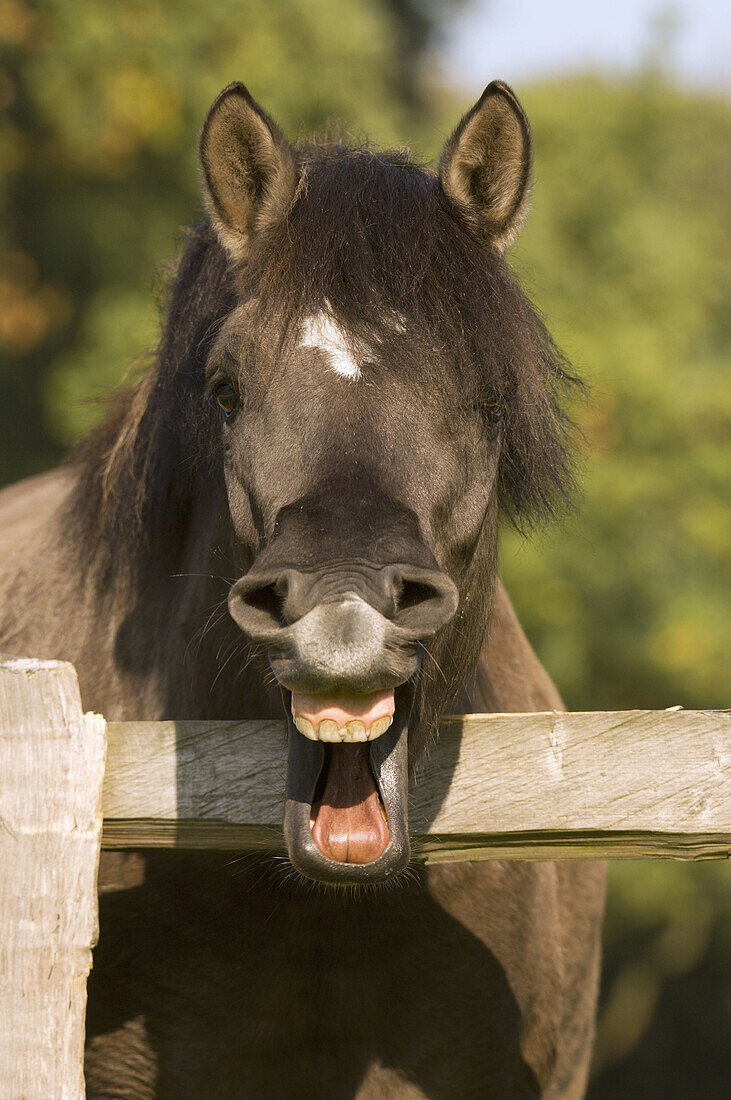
[485,404,504,424]
[213,381,238,417]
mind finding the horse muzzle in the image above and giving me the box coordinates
[228,563,457,883]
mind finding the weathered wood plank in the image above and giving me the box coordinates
[101,710,730,860]
[0,658,106,1100]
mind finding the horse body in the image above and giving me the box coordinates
[0,82,606,1096]
[0,466,605,1099]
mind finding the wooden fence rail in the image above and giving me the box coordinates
[103,709,731,862]
[0,656,729,1097]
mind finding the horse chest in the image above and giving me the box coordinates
[85,856,556,1098]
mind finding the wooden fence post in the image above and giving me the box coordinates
[0,658,106,1100]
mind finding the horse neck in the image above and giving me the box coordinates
[69,476,279,721]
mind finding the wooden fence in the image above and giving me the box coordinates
[1,656,729,1097]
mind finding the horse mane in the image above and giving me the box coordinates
[67,143,579,584]
[68,220,236,580]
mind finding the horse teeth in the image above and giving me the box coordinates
[293,714,395,743]
[294,716,316,740]
[318,719,340,741]
[369,715,393,739]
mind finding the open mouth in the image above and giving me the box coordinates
[292,689,395,864]
[283,687,411,883]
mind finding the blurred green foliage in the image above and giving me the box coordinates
[0,2,728,1096]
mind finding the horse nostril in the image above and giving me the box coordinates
[228,575,290,638]
[247,582,289,628]
[390,569,459,638]
[396,578,440,614]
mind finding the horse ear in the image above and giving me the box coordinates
[439,81,532,253]
[199,83,298,262]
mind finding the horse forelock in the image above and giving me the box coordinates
[242,147,580,520]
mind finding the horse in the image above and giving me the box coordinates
[0,81,606,1097]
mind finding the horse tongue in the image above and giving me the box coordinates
[311,744,390,864]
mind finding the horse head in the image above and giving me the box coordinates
[196,82,573,883]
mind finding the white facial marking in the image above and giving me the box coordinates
[298,312,362,381]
